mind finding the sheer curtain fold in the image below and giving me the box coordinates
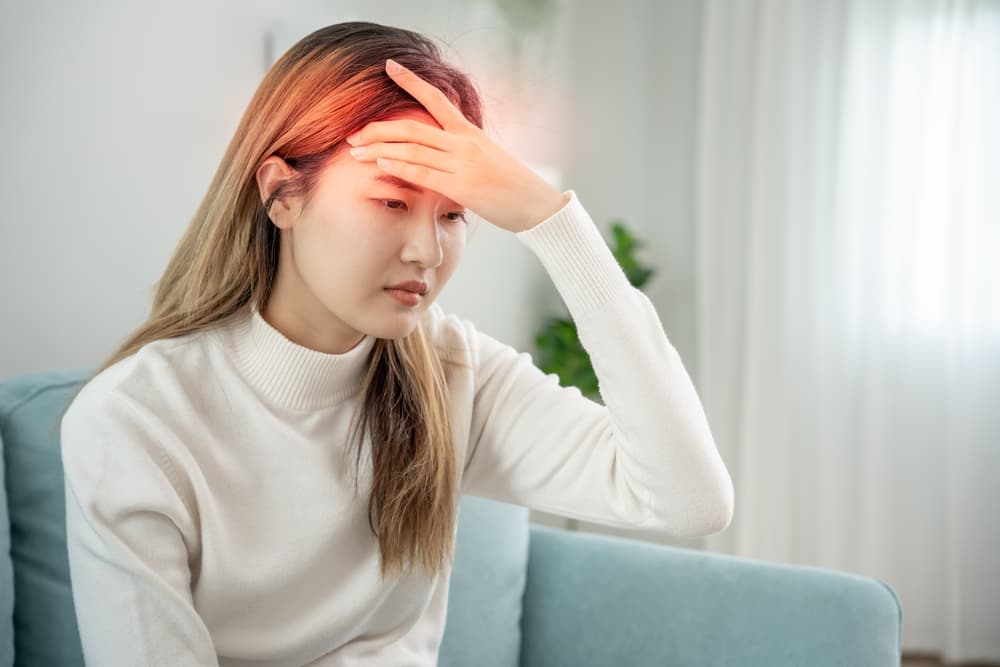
[694,0,1000,661]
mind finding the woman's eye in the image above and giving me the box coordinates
[378,199,467,223]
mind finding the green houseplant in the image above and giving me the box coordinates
[532,220,657,404]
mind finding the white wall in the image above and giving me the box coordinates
[0,0,705,549]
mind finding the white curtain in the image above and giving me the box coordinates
[694,0,1000,662]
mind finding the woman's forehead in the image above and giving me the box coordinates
[378,108,442,130]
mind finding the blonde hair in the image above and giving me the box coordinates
[57,21,485,582]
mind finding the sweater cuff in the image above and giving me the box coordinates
[514,189,634,320]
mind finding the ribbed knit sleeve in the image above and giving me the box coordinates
[61,387,220,666]
[459,190,734,536]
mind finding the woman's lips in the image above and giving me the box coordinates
[385,288,422,307]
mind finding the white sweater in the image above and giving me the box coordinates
[60,189,733,667]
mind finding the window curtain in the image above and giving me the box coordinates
[694,0,999,661]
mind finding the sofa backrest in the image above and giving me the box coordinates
[0,369,85,667]
[0,369,530,667]
[0,410,15,667]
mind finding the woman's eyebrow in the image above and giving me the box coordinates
[371,173,464,209]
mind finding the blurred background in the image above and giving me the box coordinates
[1,0,997,664]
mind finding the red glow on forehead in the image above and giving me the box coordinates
[371,173,462,209]
[373,173,422,193]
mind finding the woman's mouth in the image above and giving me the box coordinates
[385,288,422,307]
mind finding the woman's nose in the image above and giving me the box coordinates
[400,215,445,268]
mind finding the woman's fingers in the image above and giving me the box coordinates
[383,59,472,132]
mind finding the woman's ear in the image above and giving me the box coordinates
[256,155,300,229]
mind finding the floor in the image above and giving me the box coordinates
[902,655,1000,667]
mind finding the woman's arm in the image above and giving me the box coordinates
[61,389,220,667]
[460,190,734,537]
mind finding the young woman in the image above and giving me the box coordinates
[58,20,733,667]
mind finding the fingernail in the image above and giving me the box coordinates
[349,146,367,158]
[346,132,361,145]
[386,59,403,74]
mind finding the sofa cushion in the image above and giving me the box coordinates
[520,525,903,667]
[440,495,529,667]
[0,369,92,666]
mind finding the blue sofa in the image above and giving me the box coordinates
[1,369,903,666]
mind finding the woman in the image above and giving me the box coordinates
[58,20,734,666]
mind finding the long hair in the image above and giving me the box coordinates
[57,21,485,582]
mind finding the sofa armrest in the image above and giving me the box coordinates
[519,524,901,667]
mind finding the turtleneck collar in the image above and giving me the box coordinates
[218,304,377,412]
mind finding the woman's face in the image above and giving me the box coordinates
[259,109,468,354]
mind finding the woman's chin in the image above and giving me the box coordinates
[370,315,422,340]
